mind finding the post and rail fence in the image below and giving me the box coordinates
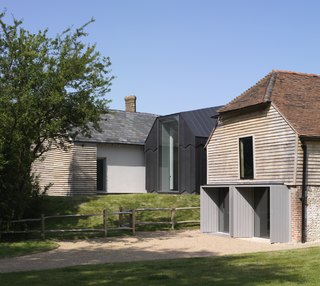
[0,207,200,239]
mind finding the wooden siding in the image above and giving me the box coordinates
[69,143,97,195]
[295,140,320,186]
[33,144,73,196]
[207,104,297,185]
[296,140,303,185]
[34,143,97,196]
[297,141,320,186]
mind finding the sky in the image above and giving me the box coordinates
[1,0,320,115]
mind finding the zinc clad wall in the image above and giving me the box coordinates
[179,114,196,193]
[196,137,208,191]
[207,105,297,184]
[145,149,158,192]
[145,120,159,192]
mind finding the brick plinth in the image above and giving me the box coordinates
[290,187,302,242]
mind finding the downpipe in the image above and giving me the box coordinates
[301,140,307,243]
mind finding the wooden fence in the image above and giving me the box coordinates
[0,207,199,239]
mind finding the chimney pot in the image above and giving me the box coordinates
[125,95,137,112]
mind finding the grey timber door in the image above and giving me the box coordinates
[200,188,219,233]
[233,187,254,237]
[270,185,290,243]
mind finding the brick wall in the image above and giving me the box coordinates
[290,187,302,242]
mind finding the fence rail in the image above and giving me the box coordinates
[0,207,200,239]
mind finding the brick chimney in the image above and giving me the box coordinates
[125,95,137,112]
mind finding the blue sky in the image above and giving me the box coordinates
[1,0,320,115]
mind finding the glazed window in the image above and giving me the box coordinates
[159,116,179,191]
[239,137,254,179]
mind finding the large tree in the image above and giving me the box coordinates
[0,13,114,221]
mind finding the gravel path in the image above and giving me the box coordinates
[1,230,319,273]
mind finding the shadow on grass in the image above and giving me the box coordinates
[40,196,99,216]
[0,249,311,286]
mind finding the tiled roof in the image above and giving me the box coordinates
[219,70,320,137]
[75,110,158,145]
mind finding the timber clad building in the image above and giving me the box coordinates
[201,70,320,243]
[34,96,157,195]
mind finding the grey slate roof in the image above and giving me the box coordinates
[75,110,158,145]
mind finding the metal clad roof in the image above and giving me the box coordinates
[180,107,221,137]
[75,110,158,145]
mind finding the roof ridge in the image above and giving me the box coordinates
[179,106,222,114]
[107,109,159,117]
[159,106,221,118]
[264,72,277,102]
[272,69,320,77]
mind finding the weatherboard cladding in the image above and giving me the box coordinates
[34,142,97,196]
[75,110,158,145]
[207,105,297,185]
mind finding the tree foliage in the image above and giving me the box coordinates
[0,13,114,221]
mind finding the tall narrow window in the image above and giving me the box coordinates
[159,116,179,191]
[239,137,254,179]
[97,158,106,192]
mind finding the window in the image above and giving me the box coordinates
[97,158,106,192]
[239,137,254,179]
[159,116,179,191]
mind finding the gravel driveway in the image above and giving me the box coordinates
[1,230,319,273]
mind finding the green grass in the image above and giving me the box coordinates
[5,194,200,240]
[0,241,58,258]
[1,247,320,285]
[41,193,199,215]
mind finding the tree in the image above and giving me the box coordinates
[0,13,114,221]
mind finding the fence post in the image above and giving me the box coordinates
[118,207,123,227]
[171,208,176,230]
[103,209,108,237]
[131,209,136,235]
[41,214,45,240]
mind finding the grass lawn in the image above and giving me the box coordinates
[5,194,200,239]
[1,247,320,285]
[0,241,58,258]
[40,193,199,217]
